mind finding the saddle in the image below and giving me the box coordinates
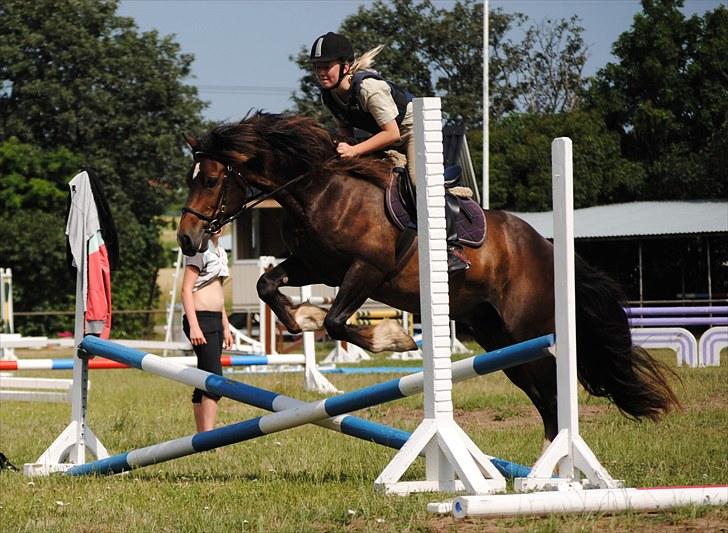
[385,166,486,248]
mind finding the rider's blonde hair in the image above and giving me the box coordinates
[349,45,384,75]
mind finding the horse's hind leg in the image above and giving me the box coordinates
[325,260,417,353]
[256,256,327,334]
[503,360,558,445]
[466,303,559,443]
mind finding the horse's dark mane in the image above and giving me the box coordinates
[198,111,392,189]
[199,112,334,168]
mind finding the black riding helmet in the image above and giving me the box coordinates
[310,32,354,89]
[310,32,354,63]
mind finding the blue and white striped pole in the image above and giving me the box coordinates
[67,334,553,476]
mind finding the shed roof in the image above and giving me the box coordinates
[509,201,728,239]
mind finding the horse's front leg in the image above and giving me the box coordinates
[325,260,417,353]
[256,256,327,334]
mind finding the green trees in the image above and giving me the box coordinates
[0,0,206,335]
[293,0,591,130]
[291,0,595,208]
[492,0,727,209]
[490,111,644,210]
[292,0,725,209]
[0,139,81,333]
[586,0,728,200]
[292,0,534,130]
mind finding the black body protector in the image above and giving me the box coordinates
[321,71,413,135]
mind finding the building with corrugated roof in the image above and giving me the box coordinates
[511,201,728,304]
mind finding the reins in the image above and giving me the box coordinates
[181,151,337,235]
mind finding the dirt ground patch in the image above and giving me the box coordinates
[428,512,728,532]
[371,402,619,433]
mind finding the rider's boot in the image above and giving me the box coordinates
[445,193,470,276]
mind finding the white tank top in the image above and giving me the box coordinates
[184,241,229,292]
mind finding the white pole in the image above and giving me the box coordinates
[482,0,490,209]
[258,257,276,355]
[375,97,505,495]
[452,486,728,518]
[553,137,579,467]
[163,248,183,355]
[0,268,13,333]
[301,284,340,394]
[513,138,618,492]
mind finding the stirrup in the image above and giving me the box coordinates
[447,246,470,276]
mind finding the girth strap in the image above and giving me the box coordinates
[393,227,417,274]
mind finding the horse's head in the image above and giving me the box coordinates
[178,114,339,255]
[177,134,251,256]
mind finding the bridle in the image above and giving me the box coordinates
[180,151,320,235]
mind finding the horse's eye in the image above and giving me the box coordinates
[205,178,217,189]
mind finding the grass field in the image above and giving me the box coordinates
[1,345,726,532]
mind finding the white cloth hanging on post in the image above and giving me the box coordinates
[65,171,112,338]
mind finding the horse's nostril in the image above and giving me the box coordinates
[178,234,193,253]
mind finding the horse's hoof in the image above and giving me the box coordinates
[294,304,327,331]
[390,337,418,352]
[370,319,417,352]
[284,322,302,335]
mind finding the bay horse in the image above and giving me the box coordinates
[177,112,678,443]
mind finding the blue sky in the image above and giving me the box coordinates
[118,0,721,122]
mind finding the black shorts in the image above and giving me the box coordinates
[183,311,223,403]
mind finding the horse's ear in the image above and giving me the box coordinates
[184,134,200,151]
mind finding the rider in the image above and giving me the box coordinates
[310,31,469,275]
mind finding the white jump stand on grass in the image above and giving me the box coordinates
[24,171,109,476]
[430,139,728,517]
[374,97,506,495]
[24,254,109,475]
[323,339,371,363]
[23,263,109,476]
[513,138,619,493]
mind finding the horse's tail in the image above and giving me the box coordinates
[574,256,680,421]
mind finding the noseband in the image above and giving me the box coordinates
[180,151,313,235]
[179,152,245,234]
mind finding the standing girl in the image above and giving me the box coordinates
[181,231,233,432]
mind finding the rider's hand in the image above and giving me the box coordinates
[336,142,358,158]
